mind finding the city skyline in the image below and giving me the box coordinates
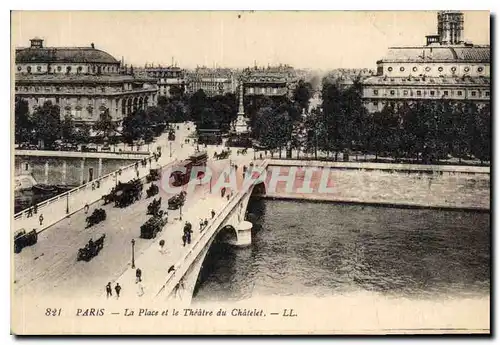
[12,10,490,70]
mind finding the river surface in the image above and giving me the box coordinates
[193,199,490,302]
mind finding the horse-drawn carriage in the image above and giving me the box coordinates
[86,208,106,228]
[146,168,162,183]
[103,179,143,208]
[14,228,38,253]
[214,149,231,160]
[146,183,159,198]
[140,211,168,239]
[237,148,248,155]
[77,234,106,262]
[168,191,186,210]
[147,197,162,216]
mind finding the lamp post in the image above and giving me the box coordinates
[131,239,136,269]
[66,193,69,214]
[169,142,172,157]
[179,202,183,220]
[209,175,212,194]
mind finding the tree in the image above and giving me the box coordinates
[15,98,32,144]
[169,84,185,100]
[31,101,61,149]
[293,79,312,113]
[73,124,91,144]
[93,108,117,141]
[61,114,76,142]
[122,110,145,145]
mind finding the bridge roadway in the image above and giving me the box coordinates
[13,150,257,300]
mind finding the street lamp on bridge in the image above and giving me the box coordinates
[169,142,172,157]
[66,193,69,215]
[131,239,136,269]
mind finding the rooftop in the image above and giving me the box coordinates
[378,45,490,63]
[16,45,120,64]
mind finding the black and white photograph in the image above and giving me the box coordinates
[10,10,490,335]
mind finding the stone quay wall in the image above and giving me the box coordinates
[263,160,490,211]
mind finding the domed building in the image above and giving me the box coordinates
[15,38,158,125]
[362,11,490,113]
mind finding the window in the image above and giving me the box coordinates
[457,91,463,96]
[478,67,484,72]
[373,89,378,96]
[17,66,21,71]
[486,91,490,97]
[27,66,31,74]
[101,87,106,93]
[438,67,443,72]
[56,87,60,91]
[403,90,408,96]
[471,91,477,96]
[425,67,431,72]
[57,66,62,72]
[464,67,470,72]
[430,90,435,96]
[390,90,395,95]
[387,67,393,72]
[66,66,71,73]
[416,90,422,96]
[444,91,449,96]
[55,97,59,104]
[37,66,42,72]
[412,67,417,72]
[451,67,457,72]
[400,67,405,72]
[77,66,83,73]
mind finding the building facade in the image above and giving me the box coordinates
[145,65,186,98]
[362,11,490,113]
[15,38,158,125]
[241,65,297,99]
[185,67,237,97]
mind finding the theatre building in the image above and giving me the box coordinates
[15,38,158,126]
[362,11,490,113]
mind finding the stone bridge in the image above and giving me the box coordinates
[144,160,269,305]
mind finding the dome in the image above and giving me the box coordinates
[378,45,490,63]
[15,47,119,64]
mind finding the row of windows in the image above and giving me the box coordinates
[247,87,280,94]
[16,64,119,74]
[386,66,484,73]
[16,85,115,93]
[373,89,490,97]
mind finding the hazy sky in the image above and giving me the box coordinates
[11,11,490,70]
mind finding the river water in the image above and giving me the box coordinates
[193,199,490,302]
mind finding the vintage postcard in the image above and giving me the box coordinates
[11,10,490,335]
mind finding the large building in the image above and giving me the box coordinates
[362,11,490,113]
[186,67,237,97]
[144,65,186,98]
[241,64,297,99]
[15,38,158,125]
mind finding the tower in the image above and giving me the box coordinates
[437,11,464,45]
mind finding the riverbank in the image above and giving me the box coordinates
[262,160,490,210]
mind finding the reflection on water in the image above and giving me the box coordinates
[194,199,490,302]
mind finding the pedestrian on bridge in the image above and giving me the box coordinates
[114,283,121,299]
[211,209,215,219]
[136,268,142,283]
[84,203,89,214]
[33,203,38,214]
[199,219,204,230]
[106,282,112,298]
[38,214,44,226]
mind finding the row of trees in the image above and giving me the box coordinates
[305,78,491,163]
